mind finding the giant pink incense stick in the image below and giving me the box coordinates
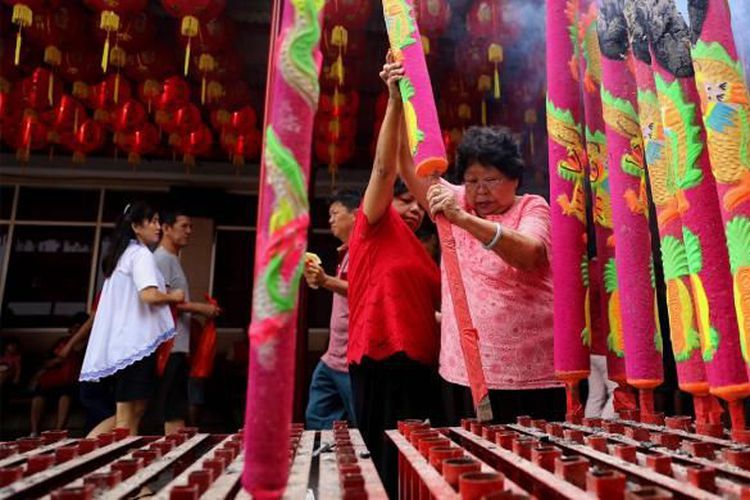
[688,0,750,384]
[380,0,492,421]
[643,0,750,437]
[243,0,324,495]
[596,0,663,422]
[547,0,591,422]
[577,0,628,392]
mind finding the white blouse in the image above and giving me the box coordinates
[80,241,176,381]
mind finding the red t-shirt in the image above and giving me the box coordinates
[347,206,441,366]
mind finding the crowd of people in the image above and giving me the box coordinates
[1,205,222,439]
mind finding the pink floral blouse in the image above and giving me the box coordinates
[439,183,560,390]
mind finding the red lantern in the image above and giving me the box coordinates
[91,11,156,53]
[210,108,231,135]
[84,0,148,73]
[156,76,190,112]
[170,103,202,135]
[223,128,260,165]
[50,94,86,135]
[177,16,234,55]
[161,0,226,76]
[318,90,359,117]
[21,67,62,112]
[63,118,105,162]
[113,98,146,133]
[229,106,256,135]
[176,123,212,166]
[415,0,451,37]
[314,114,356,143]
[91,74,132,127]
[10,111,49,161]
[115,121,158,163]
[137,79,162,113]
[125,43,178,82]
[314,138,354,168]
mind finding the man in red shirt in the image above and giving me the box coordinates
[346,55,441,496]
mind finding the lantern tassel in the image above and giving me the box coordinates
[201,76,207,105]
[73,151,85,163]
[184,38,191,76]
[102,33,110,73]
[481,100,487,126]
[48,73,54,107]
[14,29,22,66]
[73,108,80,133]
[530,130,535,156]
[114,73,120,104]
[493,65,500,100]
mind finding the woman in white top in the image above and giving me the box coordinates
[80,201,184,435]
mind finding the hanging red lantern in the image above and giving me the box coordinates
[314,114,356,143]
[170,103,202,135]
[21,67,62,112]
[50,94,86,137]
[61,118,105,162]
[229,106,256,135]
[176,123,212,166]
[125,43,177,82]
[115,121,158,164]
[91,73,132,126]
[220,79,251,110]
[91,11,156,53]
[228,128,260,165]
[137,79,162,113]
[156,75,190,111]
[113,98,146,133]
[177,16,234,56]
[210,108,231,135]
[11,111,49,161]
[314,137,355,177]
[161,0,226,76]
[318,90,359,117]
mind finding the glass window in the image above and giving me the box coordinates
[16,188,99,222]
[305,231,341,329]
[2,226,95,328]
[103,190,166,223]
[213,230,255,329]
[0,186,14,220]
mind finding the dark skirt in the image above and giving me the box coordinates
[114,352,157,402]
[349,353,440,498]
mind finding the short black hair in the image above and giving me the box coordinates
[160,206,191,227]
[456,126,524,187]
[328,189,362,211]
[394,178,409,198]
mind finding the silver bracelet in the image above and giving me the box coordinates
[482,222,503,250]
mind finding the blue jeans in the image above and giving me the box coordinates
[305,361,356,430]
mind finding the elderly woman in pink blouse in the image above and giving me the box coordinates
[392,77,563,422]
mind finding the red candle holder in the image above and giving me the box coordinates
[664,416,692,432]
[582,417,603,428]
[495,432,516,450]
[724,448,750,471]
[682,441,715,460]
[645,453,672,476]
[418,437,450,458]
[178,427,198,438]
[685,464,716,493]
[545,423,564,438]
[50,484,94,500]
[603,422,625,434]
[461,418,477,431]
[150,441,175,456]
[16,437,42,453]
[0,466,23,486]
[562,429,583,444]
[584,435,608,453]
[76,439,99,455]
[585,467,625,498]
[458,472,504,500]
[340,472,365,490]
[650,433,680,450]
[169,484,199,499]
[133,450,159,467]
[41,430,68,445]
[410,430,439,448]
[531,419,547,431]
[83,470,122,490]
[624,427,650,442]
[516,416,532,427]
[166,433,187,446]
[96,433,115,447]
[443,457,481,489]
[341,486,367,499]
[511,437,536,460]
[0,444,19,460]
[25,454,56,475]
[203,458,224,478]
[554,455,589,489]
[531,446,562,472]
[188,469,214,494]
[429,447,464,473]
[110,458,144,480]
[470,421,484,436]
[338,464,361,476]
[214,449,234,465]
[112,428,130,441]
[481,425,504,442]
[55,445,79,464]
